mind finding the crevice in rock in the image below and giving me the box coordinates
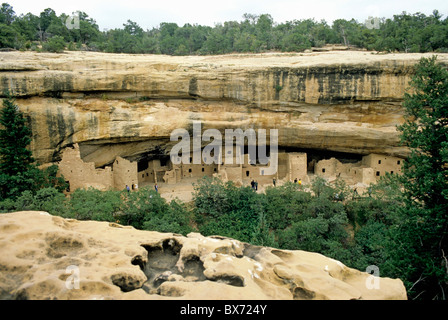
[136,238,207,295]
[125,239,263,295]
[111,273,144,293]
[293,286,316,300]
[131,255,145,270]
[207,274,245,287]
[181,256,207,281]
[242,243,263,260]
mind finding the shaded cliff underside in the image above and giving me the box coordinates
[1,50,447,167]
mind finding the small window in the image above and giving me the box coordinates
[246,171,250,177]
[261,170,264,175]
[376,171,380,176]
[397,160,401,165]
[202,168,205,172]
[214,168,217,172]
[146,173,149,176]
[378,160,382,164]
[189,168,192,173]
[391,171,394,175]
[322,168,326,173]
[142,174,144,178]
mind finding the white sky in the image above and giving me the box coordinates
[8,0,448,31]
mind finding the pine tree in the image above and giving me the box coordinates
[0,93,68,200]
[0,93,36,200]
[0,93,34,176]
[394,56,448,300]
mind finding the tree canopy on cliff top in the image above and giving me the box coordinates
[1,2,448,54]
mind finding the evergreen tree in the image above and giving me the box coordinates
[0,93,34,200]
[394,56,448,299]
[0,93,34,176]
[0,93,67,200]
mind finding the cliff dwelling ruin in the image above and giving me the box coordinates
[57,143,404,196]
[1,50,439,198]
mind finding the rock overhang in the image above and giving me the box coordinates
[1,50,447,166]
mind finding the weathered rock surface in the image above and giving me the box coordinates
[1,51,447,166]
[0,211,407,300]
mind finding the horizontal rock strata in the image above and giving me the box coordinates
[1,51,447,166]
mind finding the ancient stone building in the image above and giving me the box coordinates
[314,153,404,185]
[58,144,113,192]
[58,143,404,194]
[58,144,138,192]
[284,153,308,183]
[362,154,403,178]
[112,156,138,191]
[138,159,173,184]
[315,157,349,179]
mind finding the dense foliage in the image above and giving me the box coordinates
[0,92,34,176]
[0,168,444,300]
[0,94,67,200]
[392,56,448,299]
[0,174,402,285]
[1,2,448,54]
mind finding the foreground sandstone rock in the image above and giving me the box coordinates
[1,51,447,166]
[0,211,406,300]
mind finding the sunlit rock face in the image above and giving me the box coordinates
[0,211,407,300]
[1,51,447,166]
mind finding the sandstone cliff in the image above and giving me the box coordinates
[0,211,407,300]
[1,51,447,167]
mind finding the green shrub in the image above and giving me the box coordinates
[193,176,265,243]
[43,36,66,53]
[264,182,311,229]
[13,190,35,211]
[0,197,16,213]
[193,176,229,218]
[33,187,68,215]
[141,198,194,235]
[68,188,123,221]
